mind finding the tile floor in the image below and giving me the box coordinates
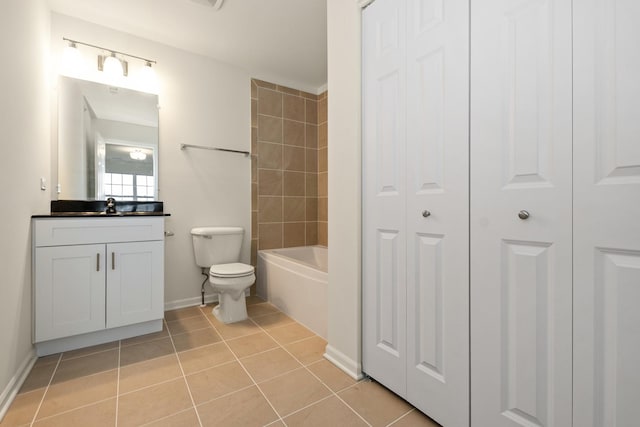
[1,297,440,427]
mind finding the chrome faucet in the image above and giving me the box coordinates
[106,197,117,214]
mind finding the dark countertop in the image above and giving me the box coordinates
[32,212,171,218]
[32,200,170,218]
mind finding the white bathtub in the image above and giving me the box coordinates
[257,246,328,339]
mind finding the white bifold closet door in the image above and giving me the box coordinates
[470,0,573,426]
[573,0,640,425]
[362,0,469,425]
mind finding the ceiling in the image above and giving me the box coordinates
[81,81,158,127]
[48,0,328,92]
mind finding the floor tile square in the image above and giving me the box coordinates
[215,319,263,340]
[259,368,331,417]
[33,398,116,427]
[247,302,280,318]
[197,386,278,427]
[240,348,301,383]
[226,332,279,359]
[245,296,268,306]
[283,395,367,427]
[51,350,118,384]
[285,336,327,365]
[0,388,45,426]
[121,325,169,347]
[171,328,222,352]
[164,306,204,321]
[33,354,60,367]
[178,342,235,375]
[307,360,357,392]
[269,322,315,345]
[186,361,253,405]
[118,378,192,427]
[37,370,117,419]
[166,315,210,335]
[338,380,413,427]
[119,354,182,394]
[19,362,56,394]
[61,341,119,360]
[119,338,174,366]
[252,312,295,330]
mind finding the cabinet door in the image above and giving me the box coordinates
[573,0,640,425]
[106,241,164,328]
[34,245,106,342]
[405,0,469,425]
[470,0,573,426]
[362,0,408,395]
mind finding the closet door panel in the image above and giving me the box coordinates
[470,0,573,426]
[573,0,640,425]
[405,0,469,425]
[362,0,408,395]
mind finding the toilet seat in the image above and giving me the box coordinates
[209,263,254,278]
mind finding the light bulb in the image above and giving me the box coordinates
[137,61,159,93]
[62,41,84,76]
[103,53,123,78]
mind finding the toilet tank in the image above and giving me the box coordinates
[190,226,244,268]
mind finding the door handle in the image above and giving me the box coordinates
[96,253,100,271]
[112,252,115,270]
[422,210,431,218]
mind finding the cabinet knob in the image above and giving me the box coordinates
[422,210,431,218]
[518,210,530,220]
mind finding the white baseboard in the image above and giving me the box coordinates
[164,294,219,311]
[0,349,37,422]
[324,345,363,381]
[164,289,250,311]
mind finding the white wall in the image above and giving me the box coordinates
[325,0,363,378]
[0,0,50,411]
[58,79,87,199]
[50,14,252,306]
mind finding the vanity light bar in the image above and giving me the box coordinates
[63,37,157,66]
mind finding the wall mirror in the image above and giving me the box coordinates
[57,76,159,201]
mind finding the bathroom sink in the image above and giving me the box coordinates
[49,200,165,216]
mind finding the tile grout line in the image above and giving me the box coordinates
[28,353,62,427]
[59,345,119,362]
[163,318,204,427]
[198,305,287,427]
[384,408,416,427]
[117,373,184,398]
[248,315,372,426]
[30,396,117,424]
[183,383,254,411]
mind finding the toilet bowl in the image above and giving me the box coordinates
[209,262,255,323]
[190,227,255,324]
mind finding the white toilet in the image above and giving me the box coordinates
[190,226,255,323]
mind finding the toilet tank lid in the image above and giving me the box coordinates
[190,226,244,236]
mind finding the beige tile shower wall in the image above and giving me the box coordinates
[251,80,328,269]
[317,91,328,246]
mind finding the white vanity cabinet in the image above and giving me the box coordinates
[32,217,164,355]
